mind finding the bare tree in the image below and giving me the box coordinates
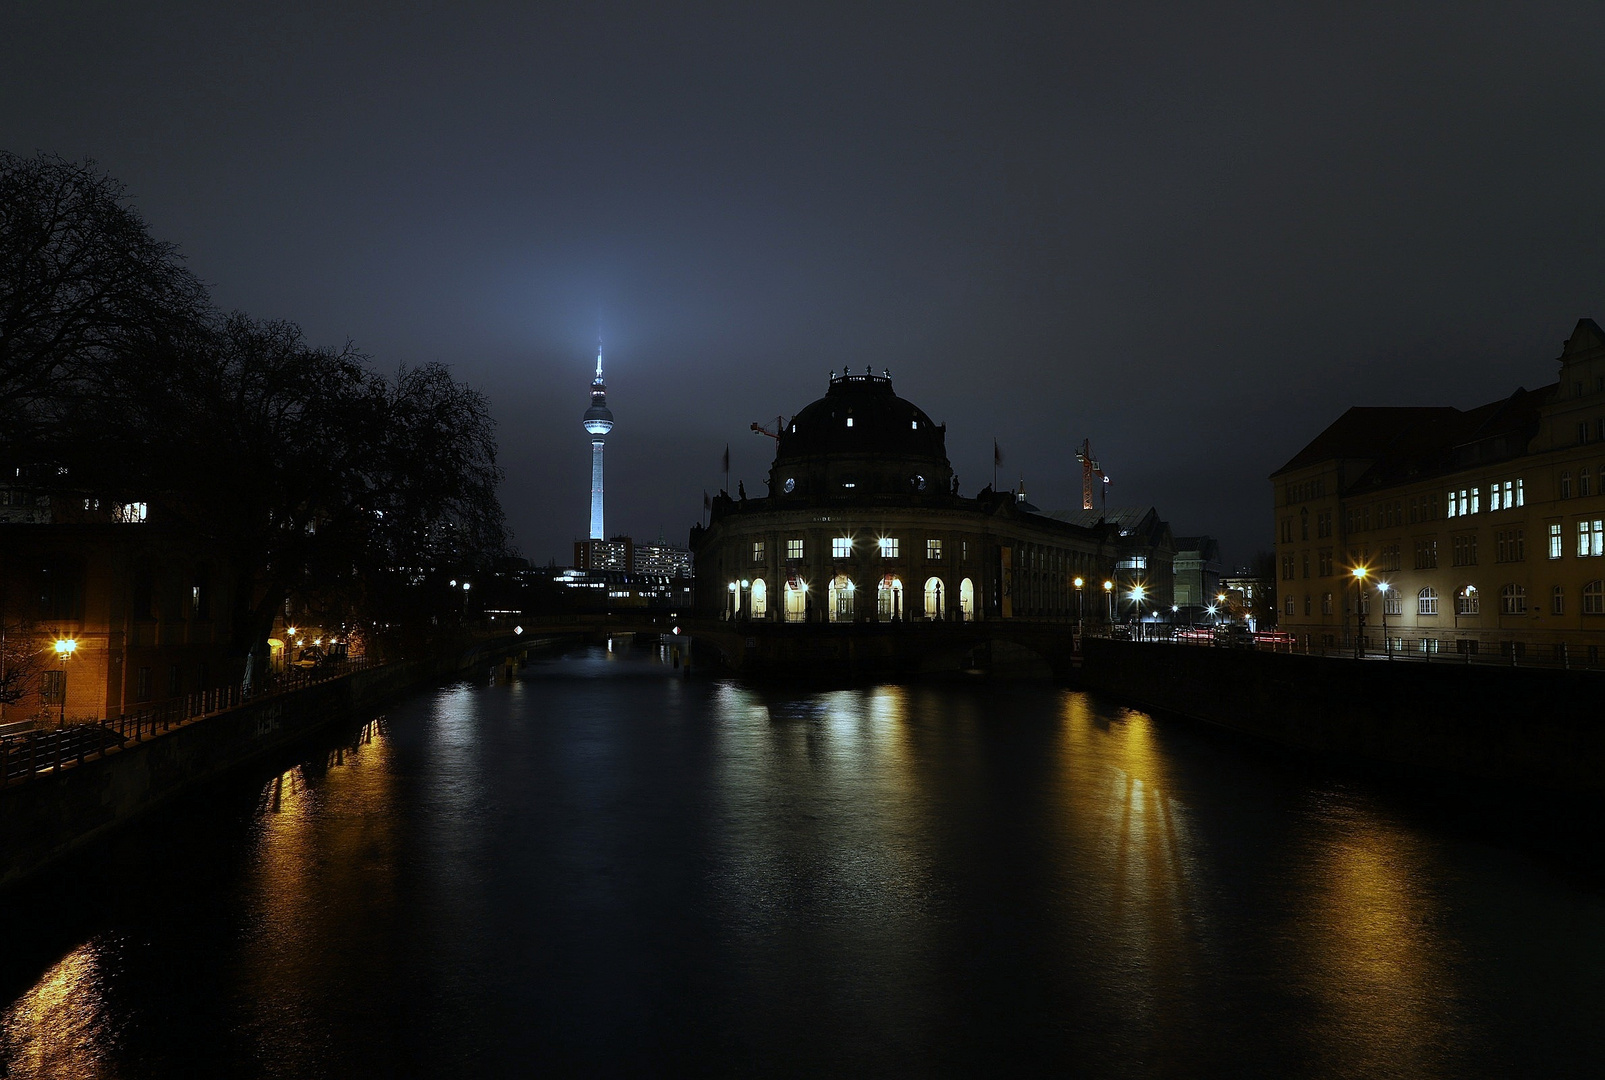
[0,620,45,708]
[0,152,208,463]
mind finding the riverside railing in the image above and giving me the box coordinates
[0,656,380,790]
[1094,628,1605,673]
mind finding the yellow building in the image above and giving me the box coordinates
[1272,318,1605,661]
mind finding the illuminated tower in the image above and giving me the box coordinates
[582,345,613,539]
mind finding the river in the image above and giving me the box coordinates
[1,642,1602,1077]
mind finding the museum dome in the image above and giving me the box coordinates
[768,369,953,498]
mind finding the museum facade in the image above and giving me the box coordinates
[690,370,1121,624]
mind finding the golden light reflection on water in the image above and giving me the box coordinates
[234,719,399,1073]
[1288,798,1466,1076]
[1053,694,1209,1028]
[0,941,118,1080]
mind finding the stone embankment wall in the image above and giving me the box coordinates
[0,642,517,889]
[1081,638,1605,791]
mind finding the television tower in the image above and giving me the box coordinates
[582,344,614,539]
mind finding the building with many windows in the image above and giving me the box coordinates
[1272,317,1605,659]
[691,370,1120,623]
[0,482,241,727]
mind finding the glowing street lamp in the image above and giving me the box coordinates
[1377,581,1392,658]
[1351,566,1368,658]
[1103,579,1114,623]
[1073,576,1085,627]
[53,637,77,727]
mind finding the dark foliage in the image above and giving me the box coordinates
[1,153,507,661]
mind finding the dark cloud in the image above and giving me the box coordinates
[6,2,1604,565]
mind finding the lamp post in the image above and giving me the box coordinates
[1354,564,1367,657]
[1130,584,1146,637]
[1073,577,1084,630]
[53,638,76,727]
[1103,579,1114,624]
[1377,581,1391,658]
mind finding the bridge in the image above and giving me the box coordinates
[508,614,1088,680]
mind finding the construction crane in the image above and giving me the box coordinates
[1075,438,1111,513]
[750,415,787,441]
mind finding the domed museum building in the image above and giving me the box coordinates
[690,370,1118,624]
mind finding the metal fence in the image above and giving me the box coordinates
[1102,629,1605,673]
[0,655,379,790]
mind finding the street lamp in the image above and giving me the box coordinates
[1351,566,1368,658]
[53,637,77,727]
[1103,579,1114,624]
[1073,577,1084,629]
[1377,581,1391,658]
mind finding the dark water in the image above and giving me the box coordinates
[2,644,1603,1078]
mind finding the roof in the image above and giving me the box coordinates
[773,372,948,465]
[1270,384,1555,487]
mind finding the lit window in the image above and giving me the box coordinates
[833,537,852,558]
[1456,587,1479,615]
[752,541,765,564]
[116,502,147,523]
[1490,483,1501,511]
[926,539,942,560]
[1582,520,1605,557]
[1417,587,1438,616]
[787,538,803,560]
[1550,523,1563,560]
[846,417,854,428]
[911,421,918,429]
[879,537,899,558]
[1515,479,1524,507]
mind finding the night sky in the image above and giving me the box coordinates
[6,3,1605,567]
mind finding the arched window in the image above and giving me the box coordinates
[1456,585,1479,615]
[923,576,944,620]
[1552,585,1565,615]
[959,578,975,621]
[1584,468,1594,498]
[1585,580,1604,615]
[1561,471,1573,499]
[784,581,807,623]
[1417,587,1438,616]
[1500,583,1526,614]
[877,575,904,620]
[829,574,855,622]
[750,578,768,619]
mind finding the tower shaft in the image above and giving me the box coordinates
[590,439,605,539]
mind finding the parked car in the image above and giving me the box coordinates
[1214,625,1254,648]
